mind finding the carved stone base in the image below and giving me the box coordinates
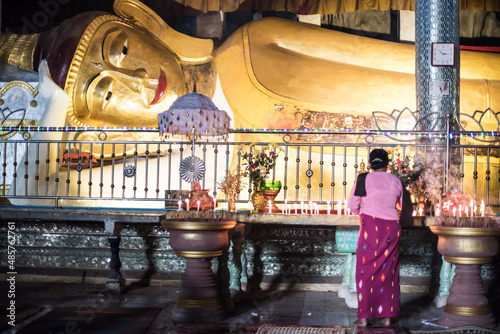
[337,284,349,299]
[345,291,358,309]
[438,264,496,329]
[106,277,125,294]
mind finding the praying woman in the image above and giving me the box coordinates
[348,148,403,328]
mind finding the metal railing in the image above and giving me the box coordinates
[1,126,498,209]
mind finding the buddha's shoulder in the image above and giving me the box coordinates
[223,17,350,44]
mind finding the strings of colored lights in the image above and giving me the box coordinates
[0,126,499,139]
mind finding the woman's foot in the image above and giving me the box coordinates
[381,318,391,327]
[353,318,368,327]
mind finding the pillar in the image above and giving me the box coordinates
[105,220,125,293]
[415,0,460,131]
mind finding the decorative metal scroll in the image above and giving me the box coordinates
[455,108,500,143]
[0,108,31,139]
[372,107,443,142]
[372,107,500,143]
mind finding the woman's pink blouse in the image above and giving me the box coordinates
[348,172,403,221]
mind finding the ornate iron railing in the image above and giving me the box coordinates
[1,124,498,209]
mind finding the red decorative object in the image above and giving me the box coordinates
[183,182,216,211]
[440,193,468,216]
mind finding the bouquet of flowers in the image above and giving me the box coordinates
[419,153,461,203]
[239,142,284,186]
[387,149,424,186]
[218,168,246,195]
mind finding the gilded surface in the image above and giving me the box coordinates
[215,17,500,142]
[444,304,491,316]
[0,34,39,71]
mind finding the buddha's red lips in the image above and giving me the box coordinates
[151,70,167,105]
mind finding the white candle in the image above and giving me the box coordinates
[269,200,272,214]
[344,199,348,215]
[304,204,308,215]
[197,200,201,211]
[288,204,292,215]
[480,199,485,217]
[185,198,190,211]
[347,208,351,216]
[294,203,298,215]
[418,207,423,216]
[327,201,331,215]
[213,198,217,211]
[412,210,417,216]
[435,207,440,217]
[315,203,319,215]
[452,206,456,217]
[178,200,182,211]
[458,204,462,217]
[337,200,342,215]
[283,199,287,214]
[301,201,304,214]
[470,200,474,217]
[464,205,468,217]
[309,201,313,215]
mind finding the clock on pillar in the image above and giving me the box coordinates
[431,42,455,66]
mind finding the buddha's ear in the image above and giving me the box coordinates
[113,0,214,64]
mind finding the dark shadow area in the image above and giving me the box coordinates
[485,259,500,327]
[124,223,160,290]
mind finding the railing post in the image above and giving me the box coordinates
[105,220,125,293]
[445,112,451,193]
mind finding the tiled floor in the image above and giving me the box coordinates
[1,281,499,334]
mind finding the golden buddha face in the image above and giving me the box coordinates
[71,21,187,127]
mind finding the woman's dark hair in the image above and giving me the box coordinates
[369,149,389,170]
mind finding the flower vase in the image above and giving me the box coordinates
[227,193,237,212]
[259,180,282,213]
[251,181,265,213]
